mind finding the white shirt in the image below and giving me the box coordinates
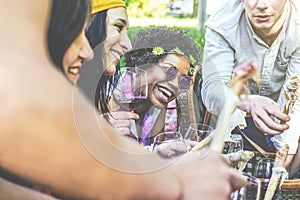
[202,0,300,154]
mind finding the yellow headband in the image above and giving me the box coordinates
[92,0,126,14]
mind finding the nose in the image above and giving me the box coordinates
[79,36,94,61]
[256,0,268,10]
[167,76,181,95]
[120,32,132,52]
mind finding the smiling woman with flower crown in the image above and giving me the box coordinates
[106,27,201,146]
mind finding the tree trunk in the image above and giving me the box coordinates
[192,0,198,17]
[197,0,207,31]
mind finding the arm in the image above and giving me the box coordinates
[202,27,236,115]
[0,69,174,199]
[0,67,244,200]
[0,177,58,200]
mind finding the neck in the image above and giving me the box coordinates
[256,30,281,47]
[0,0,51,66]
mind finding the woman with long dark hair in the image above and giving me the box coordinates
[78,0,132,111]
[47,0,94,84]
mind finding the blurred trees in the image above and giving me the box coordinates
[124,0,168,18]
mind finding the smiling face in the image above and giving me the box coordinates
[146,53,191,108]
[62,23,94,84]
[244,0,288,37]
[104,7,132,75]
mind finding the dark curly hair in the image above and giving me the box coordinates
[124,48,165,66]
[132,27,200,66]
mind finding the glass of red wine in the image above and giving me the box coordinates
[112,67,148,139]
[113,67,148,110]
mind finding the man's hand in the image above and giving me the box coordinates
[239,95,290,135]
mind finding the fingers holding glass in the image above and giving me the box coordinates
[152,131,187,159]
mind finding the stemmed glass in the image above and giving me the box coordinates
[152,131,187,159]
[225,134,244,168]
[113,67,148,139]
[184,123,213,141]
[231,173,261,200]
[113,67,148,111]
[254,158,275,179]
[228,134,244,153]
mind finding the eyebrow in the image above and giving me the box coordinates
[117,18,127,26]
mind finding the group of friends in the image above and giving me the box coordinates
[1,0,300,199]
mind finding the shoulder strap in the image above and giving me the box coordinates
[235,126,269,158]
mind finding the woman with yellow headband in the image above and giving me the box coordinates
[78,0,138,136]
[78,0,133,109]
[88,0,131,75]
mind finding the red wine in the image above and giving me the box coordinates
[118,98,146,112]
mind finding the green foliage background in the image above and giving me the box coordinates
[124,0,206,60]
[124,0,168,18]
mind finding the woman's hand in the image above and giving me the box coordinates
[102,111,139,135]
[238,94,290,135]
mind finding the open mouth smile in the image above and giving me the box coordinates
[68,66,81,78]
[111,49,122,63]
[157,85,175,103]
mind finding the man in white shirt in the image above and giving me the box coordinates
[202,0,300,164]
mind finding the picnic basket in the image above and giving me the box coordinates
[243,151,300,200]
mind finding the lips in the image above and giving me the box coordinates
[111,49,122,63]
[254,14,271,22]
[68,66,81,78]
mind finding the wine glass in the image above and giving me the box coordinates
[152,131,187,159]
[113,67,148,139]
[225,134,243,168]
[231,173,261,200]
[113,67,148,111]
[228,134,244,153]
[254,157,275,179]
[184,123,213,141]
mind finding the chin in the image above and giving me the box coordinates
[149,97,167,109]
[67,76,76,84]
[104,66,116,76]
